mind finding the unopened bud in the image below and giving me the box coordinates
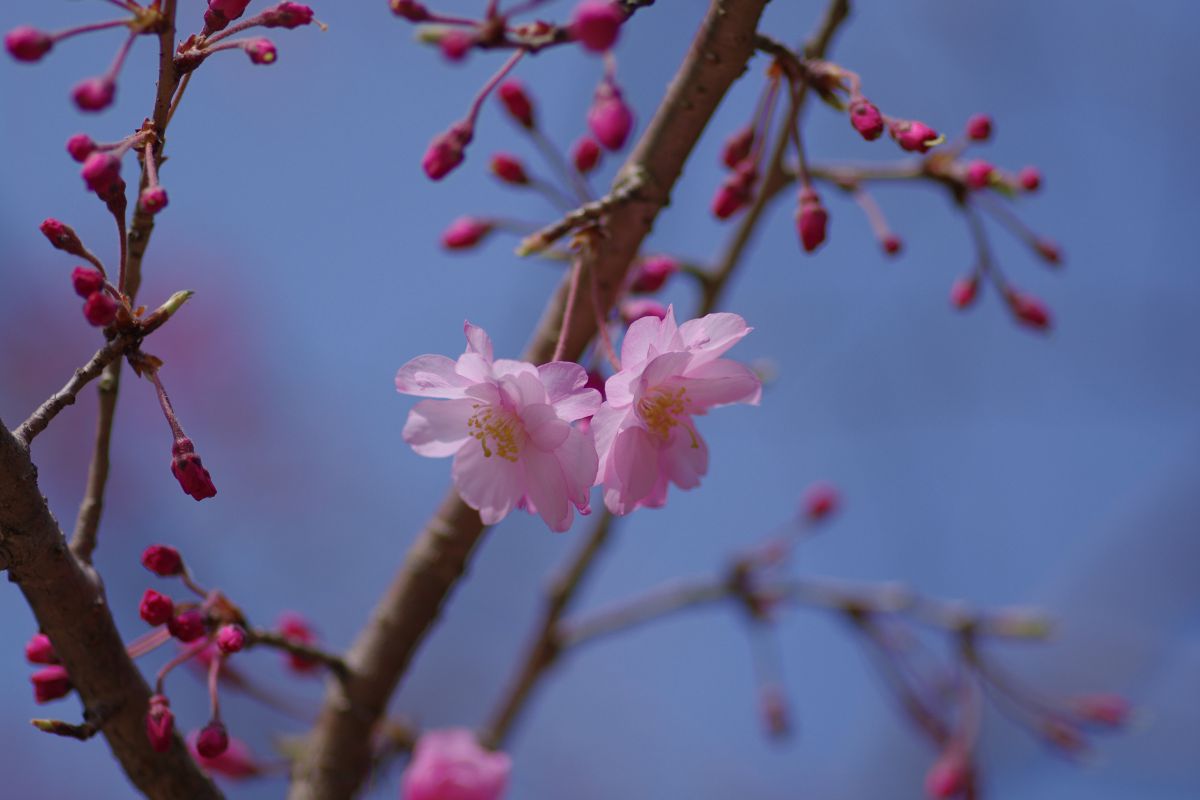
[5,26,53,63]
[142,544,184,576]
[146,694,175,753]
[244,38,277,64]
[83,292,118,327]
[497,80,535,128]
[848,96,884,141]
[722,126,755,169]
[949,275,979,310]
[571,0,623,53]
[196,720,230,758]
[889,119,942,153]
[24,633,58,665]
[801,481,839,521]
[1018,166,1042,191]
[167,609,207,643]
[139,186,169,215]
[965,113,993,141]
[440,217,493,250]
[795,187,828,253]
[66,134,97,163]
[71,267,105,298]
[571,136,601,173]
[140,589,175,627]
[1006,290,1052,331]
[587,81,633,151]
[31,665,72,704]
[619,298,668,324]
[711,162,757,220]
[629,255,678,294]
[72,77,116,113]
[216,624,247,655]
[925,749,970,799]
[965,160,994,190]
[1070,693,1130,728]
[489,153,528,185]
[171,438,218,501]
[422,122,473,181]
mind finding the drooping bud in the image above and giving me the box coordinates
[1006,289,1052,331]
[167,609,208,643]
[5,26,53,63]
[439,29,473,62]
[66,134,97,163]
[571,136,601,174]
[24,634,58,665]
[189,733,262,778]
[965,160,994,190]
[244,38,277,65]
[882,234,903,255]
[848,96,885,141]
[888,119,942,153]
[171,438,218,501]
[965,113,993,141]
[216,624,247,655]
[801,481,839,521]
[711,162,757,220]
[925,749,970,799]
[146,694,175,753]
[196,720,230,758]
[31,666,72,704]
[496,80,535,128]
[759,684,791,739]
[139,186,169,215]
[1018,166,1042,191]
[83,292,119,327]
[80,151,122,194]
[139,589,176,627]
[279,612,321,673]
[571,0,623,53]
[71,267,105,298]
[142,544,184,576]
[722,126,755,169]
[795,187,828,253]
[390,0,431,21]
[1070,693,1130,728]
[262,2,316,28]
[440,217,493,250]
[205,0,253,32]
[489,153,528,185]
[422,121,473,181]
[72,77,116,113]
[949,275,979,310]
[619,298,668,324]
[587,80,633,151]
[1034,239,1062,265]
[40,218,86,255]
[629,255,679,294]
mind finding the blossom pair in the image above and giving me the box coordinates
[395,308,760,531]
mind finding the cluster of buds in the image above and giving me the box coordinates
[24,633,72,705]
[178,2,319,72]
[39,219,122,327]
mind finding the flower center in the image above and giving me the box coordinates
[467,404,524,461]
[636,386,694,443]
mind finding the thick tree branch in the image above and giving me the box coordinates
[289,2,772,797]
[0,421,221,799]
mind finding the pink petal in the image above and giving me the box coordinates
[462,321,494,362]
[607,425,659,514]
[677,358,762,410]
[395,355,472,399]
[524,447,571,532]
[619,305,682,368]
[660,419,708,490]
[678,312,752,365]
[403,398,475,457]
[493,358,539,380]
[456,351,494,384]
[557,426,599,509]
[452,439,525,525]
[637,351,693,394]
[522,403,570,451]
[590,402,632,480]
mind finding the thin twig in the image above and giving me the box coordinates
[516,170,647,256]
[247,629,351,682]
[13,336,129,446]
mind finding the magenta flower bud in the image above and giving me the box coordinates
[139,186,169,215]
[216,624,247,655]
[1034,239,1062,265]
[40,218,86,255]
[847,96,884,141]
[196,721,230,759]
[795,187,828,253]
[422,122,473,181]
[949,275,979,310]
[83,291,118,327]
[72,77,116,113]
[439,29,473,63]
[711,162,757,220]
[619,298,668,325]
[721,126,755,169]
[167,609,207,643]
[279,612,320,673]
[171,438,218,501]
[1018,166,1042,191]
[1006,289,1052,331]
[390,0,431,21]
[629,255,678,293]
[244,38,277,65]
[139,589,175,627]
[571,0,623,53]
[571,136,601,173]
[205,0,252,31]
[5,26,53,63]
[142,544,184,576]
[489,153,528,185]
[587,81,633,151]
[31,665,72,704]
[497,80,535,129]
[925,750,970,799]
[25,633,58,665]
[66,134,97,163]
[262,2,316,28]
[965,113,993,141]
[441,217,493,250]
[81,151,121,194]
[801,481,839,521]
[402,729,510,800]
[882,234,903,255]
[759,684,790,739]
[888,119,941,153]
[189,733,262,778]
[1070,693,1130,728]
[71,266,105,298]
[965,160,994,190]
[146,694,175,753]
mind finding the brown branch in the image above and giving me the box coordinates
[0,421,221,798]
[13,336,129,447]
[288,2,772,797]
[480,510,616,749]
[247,628,350,682]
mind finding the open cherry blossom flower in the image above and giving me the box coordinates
[396,322,601,532]
[592,306,761,514]
[401,728,511,800]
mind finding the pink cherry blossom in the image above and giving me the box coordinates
[592,307,760,514]
[396,323,600,532]
[401,728,510,800]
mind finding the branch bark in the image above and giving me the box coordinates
[0,422,221,799]
[288,2,771,796]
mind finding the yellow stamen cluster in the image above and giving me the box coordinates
[637,386,694,443]
[467,404,523,461]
